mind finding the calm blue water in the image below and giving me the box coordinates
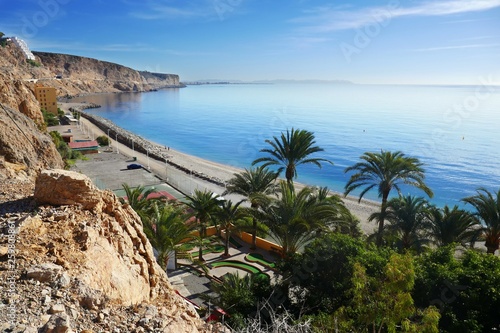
[75,84,500,207]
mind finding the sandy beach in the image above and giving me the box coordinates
[60,102,380,234]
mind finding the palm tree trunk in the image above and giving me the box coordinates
[198,247,204,262]
[251,217,257,250]
[224,228,230,257]
[376,193,389,247]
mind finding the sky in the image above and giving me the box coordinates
[1,0,500,84]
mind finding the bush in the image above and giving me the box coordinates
[42,109,59,126]
[96,135,110,146]
[27,59,41,67]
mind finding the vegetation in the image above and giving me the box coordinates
[258,181,345,258]
[252,128,332,183]
[49,131,83,167]
[120,129,499,332]
[345,150,433,247]
[463,188,500,254]
[0,32,7,47]
[184,189,222,261]
[43,109,59,126]
[224,166,278,249]
[96,135,110,146]
[26,59,41,67]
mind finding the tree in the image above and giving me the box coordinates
[207,272,270,329]
[259,181,343,258]
[372,195,431,253]
[414,247,500,332]
[142,202,194,270]
[336,253,440,333]
[224,166,278,249]
[216,199,247,257]
[344,150,433,247]
[121,183,158,220]
[252,128,332,183]
[462,188,500,254]
[427,205,479,247]
[279,233,369,314]
[184,189,221,261]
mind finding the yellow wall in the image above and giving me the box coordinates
[34,84,58,115]
[238,231,283,256]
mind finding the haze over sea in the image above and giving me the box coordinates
[76,83,500,207]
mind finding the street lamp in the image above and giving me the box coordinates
[115,133,119,154]
[146,149,150,170]
[107,128,111,149]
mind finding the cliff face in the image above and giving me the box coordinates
[0,42,210,332]
[0,103,64,180]
[0,43,45,124]
[34,51,182,96]
[0,169,208,332]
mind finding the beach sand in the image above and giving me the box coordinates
[60,102,380,235]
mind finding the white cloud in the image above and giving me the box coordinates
[413,43,500,51]
[293,0,500,32]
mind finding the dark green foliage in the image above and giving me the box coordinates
[26,59,41,67]
[96,135,110,146]
[278,233,386,314]
[414,247,500,332]
[57,108,65,117]
[43,109,59,126]
[206,272,272,329]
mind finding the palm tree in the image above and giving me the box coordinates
[216,200,247,257]
[372,195,430,253]
[344,150,433,247]
[463,188,500,254]
[184,189,222,261]
[259,181,343,258]
[427,205,479,247]
[252,128,332,183]
[142,202,195,270]
[224,166,278,249]
[121,183,158,219]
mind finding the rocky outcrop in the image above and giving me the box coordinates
[0,169,210,332]
[34,51,183,96]
[0,103,63,179]
[0,43,44,124]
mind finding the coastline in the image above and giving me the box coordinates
[60,102,380,234]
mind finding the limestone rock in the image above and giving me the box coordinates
[41,313,72,333]
[26,263,63,283]
[34,170,101,209]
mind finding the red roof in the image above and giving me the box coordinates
[68,140,99,149]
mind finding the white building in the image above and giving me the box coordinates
[11,37,35,61]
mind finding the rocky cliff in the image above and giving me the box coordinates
[0,41,213,332]
[34,51,183,96]
[0,170,210,332]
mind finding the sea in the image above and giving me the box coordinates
[72,83,500,208]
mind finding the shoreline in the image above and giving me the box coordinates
[60,102,380,234]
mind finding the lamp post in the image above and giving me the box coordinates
[146,149,150,170]
[131,139,135,160]
[107,128,111,149]
[115,133,119,154]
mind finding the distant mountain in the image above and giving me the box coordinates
[184,79,354,85]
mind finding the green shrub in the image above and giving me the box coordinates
[96,135,110,146]
[42,109,59,126]
[27,59,41,67]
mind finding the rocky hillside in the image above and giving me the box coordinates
[0,41,215,332]
[34,51,183,96]
[0,170,211,332]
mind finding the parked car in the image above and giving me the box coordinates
[127,163,142,170]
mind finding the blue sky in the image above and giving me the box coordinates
[1,0,500,84]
